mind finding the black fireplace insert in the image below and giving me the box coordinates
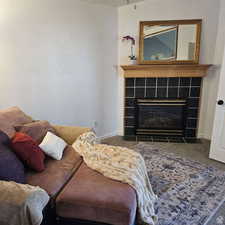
[135,99,187,136]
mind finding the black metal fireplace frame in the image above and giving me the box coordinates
[134,98,188,137]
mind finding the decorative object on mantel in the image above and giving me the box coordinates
[122,35,137,65]
[121,64,212,78]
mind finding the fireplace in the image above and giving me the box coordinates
[124,77,202,142]
[121,64,212,142]
[135,99,187,136]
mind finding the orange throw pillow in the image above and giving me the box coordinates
[11,132,45,172]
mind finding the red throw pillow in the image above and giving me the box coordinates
[11,132,45,172]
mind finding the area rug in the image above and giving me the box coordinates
[134,143,225,225]
[204,200,225,225]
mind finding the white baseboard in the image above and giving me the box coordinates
[97,131,118,141]
[117,129,123,136]
[197,132,211,140]
[197,133,206,139]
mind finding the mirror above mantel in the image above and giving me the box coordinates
[139,19,202,64]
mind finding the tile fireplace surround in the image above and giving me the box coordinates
[124,77,202,142]
[121,64,212,143]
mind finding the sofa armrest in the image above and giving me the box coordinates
[52,125,91,145]
[0,181,49,225]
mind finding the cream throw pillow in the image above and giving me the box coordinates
[39,132,67,160]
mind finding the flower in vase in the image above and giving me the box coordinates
[122,35,137,60]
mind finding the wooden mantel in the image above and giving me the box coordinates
[121,64,212,78]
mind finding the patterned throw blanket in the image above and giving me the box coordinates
[0,181,49,225]
[72,132,158,225]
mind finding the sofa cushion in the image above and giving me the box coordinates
[0,107,33,138]
[0,143,26,184]
[11,132,46,172]
[52,125,91,145]
[56,162,137,225]
[26,145,82,197]
[15,120,57,144]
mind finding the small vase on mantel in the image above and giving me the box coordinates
[130,59,137,65]
[122,35,137,66]
[128,47,137,65]
[129,54,137,65]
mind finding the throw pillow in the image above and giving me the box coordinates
[0,106,33,138]
[15,120,57,144]
[11,132,45,172]
[39,131,67,160]
[0,144,26,183]
[0,130,11,145]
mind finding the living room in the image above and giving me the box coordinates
[0,0,225,225]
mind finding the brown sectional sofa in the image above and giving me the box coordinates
[0,107,137,225]
[26,145,82,198]
[56,162,137,225]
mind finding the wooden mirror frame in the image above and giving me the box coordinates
[139,19,202,65]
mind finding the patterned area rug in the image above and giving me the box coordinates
[135,143,225,225]
[204,200,225,225]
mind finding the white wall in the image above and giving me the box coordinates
[0,0,118,137]
[200,0,225,139]
[118,0,223,139]
[1,0,224,140]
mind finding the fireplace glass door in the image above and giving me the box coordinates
[136,99,187,136]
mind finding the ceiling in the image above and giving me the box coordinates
[82,0,144,7]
